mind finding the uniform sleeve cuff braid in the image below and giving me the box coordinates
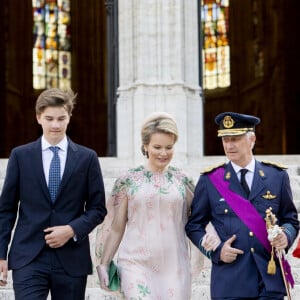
[198,238,212,259]
[282,223,297,247]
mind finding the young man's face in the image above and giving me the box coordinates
[36,106,70,145]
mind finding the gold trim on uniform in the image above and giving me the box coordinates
[262,191,276,200]
[201,162,225,174]
[261,160,288,170]
[225,172,231,180]
[217,127,254,137]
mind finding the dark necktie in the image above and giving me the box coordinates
[240,169,250,198]
[48,146,61,202]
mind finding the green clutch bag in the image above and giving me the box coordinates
[108,260,120,291]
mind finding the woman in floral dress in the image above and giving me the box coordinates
[96,112,195,299]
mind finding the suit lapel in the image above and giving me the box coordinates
[226,163,247,197]
[248,161,266,201]
[226,162,265,200]
[30,138,51,200]
[56,139,78,199]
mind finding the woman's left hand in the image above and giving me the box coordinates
[96,264,110,291]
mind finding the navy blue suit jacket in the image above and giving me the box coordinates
[0,137,107,276]
[186,160,299,298]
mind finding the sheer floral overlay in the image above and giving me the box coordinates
[95,165,195,299]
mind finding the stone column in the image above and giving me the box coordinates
[117,0,203,165]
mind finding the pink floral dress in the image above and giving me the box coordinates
[98,165,194,300]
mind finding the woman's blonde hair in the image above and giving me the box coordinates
[140,112,178,156]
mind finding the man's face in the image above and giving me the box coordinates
[36,106,70,145]
[221,134,255,167]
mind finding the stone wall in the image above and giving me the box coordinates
[0,156,300,299]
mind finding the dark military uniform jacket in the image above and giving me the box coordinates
[186,160,299,298]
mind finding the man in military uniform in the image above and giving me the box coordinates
[186,112,299,299]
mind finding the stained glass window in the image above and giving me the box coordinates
[252,0,264,79]
[201,0,230,90]
[32,0,71,90]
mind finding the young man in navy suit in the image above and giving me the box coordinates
[186,112,299,299]
[0,88,107,300]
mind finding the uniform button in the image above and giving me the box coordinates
[224,209,228,213]
[249,231,254,237]
[251,248,255,253]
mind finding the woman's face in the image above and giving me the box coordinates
[144,132,176,172]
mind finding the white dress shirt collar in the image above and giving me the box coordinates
[41,135,68,152]
[231,157,255,174]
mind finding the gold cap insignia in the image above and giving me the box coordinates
[262,191,276,200]
[223,115,235,129]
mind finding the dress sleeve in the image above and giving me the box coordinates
[170,167,195,218]
[94,175,128,263]
[182,173,195,215]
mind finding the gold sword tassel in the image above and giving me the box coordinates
[265,208,276,275]
[265,207,292,300]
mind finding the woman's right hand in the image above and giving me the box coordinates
[202,222,221,251]
[96,264,110,291]
[201,232,221,251]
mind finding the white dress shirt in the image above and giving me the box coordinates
[231,158,255,190]
[41,136,68,185]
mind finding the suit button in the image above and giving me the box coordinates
[224,209,228,213]
[249,231,254,237]
[251,248,255,253]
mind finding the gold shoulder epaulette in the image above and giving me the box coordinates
[261,160,288,170]
[201,162,225,174]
